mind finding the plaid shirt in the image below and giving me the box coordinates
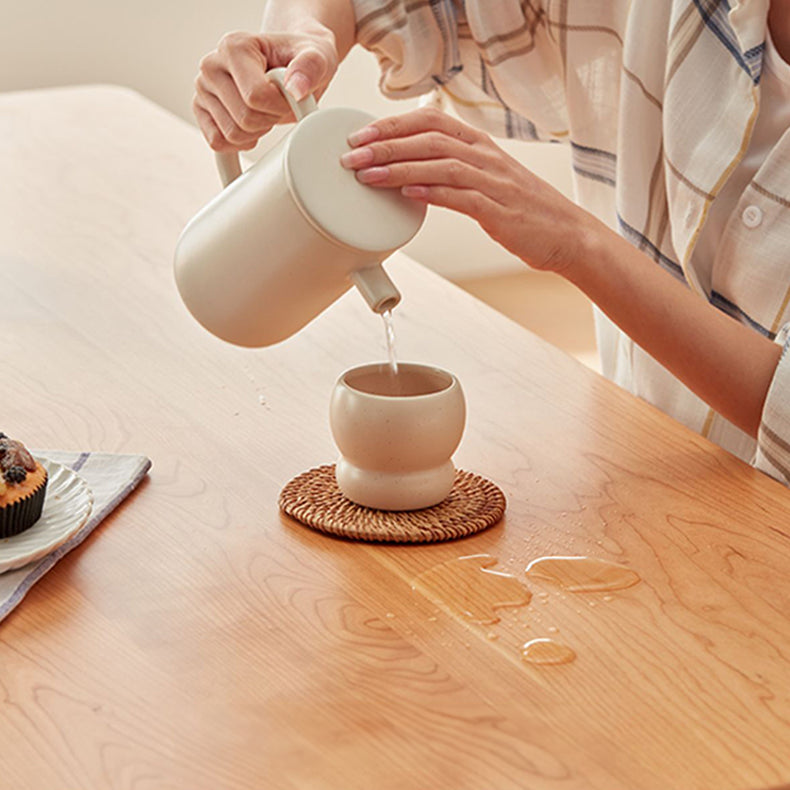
[352,0,790,486]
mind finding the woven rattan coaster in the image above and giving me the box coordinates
[279,464,506,544]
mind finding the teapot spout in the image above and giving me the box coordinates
[350,264,401,314]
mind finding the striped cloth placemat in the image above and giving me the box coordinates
[0,450,151,623]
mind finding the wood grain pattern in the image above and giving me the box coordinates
[1,85,790,789]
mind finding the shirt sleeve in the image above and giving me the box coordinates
[755,324,790,484]
[351,0,458,99]
[350,0,567,142]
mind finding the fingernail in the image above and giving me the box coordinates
[340,147,375,169]
[347,125,380,147]
[284,71,310,101]
[402,185,429,199]
[357,166,389,184]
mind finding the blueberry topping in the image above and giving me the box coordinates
[4,466,27,484]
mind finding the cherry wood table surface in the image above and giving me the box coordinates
[2,85,790,790]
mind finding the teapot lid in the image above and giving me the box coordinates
[284,107,426,253]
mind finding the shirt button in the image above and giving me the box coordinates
[742,205,763,228]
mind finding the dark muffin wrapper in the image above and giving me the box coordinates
[0,472,48,539]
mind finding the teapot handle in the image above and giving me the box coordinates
[214,67,318,188]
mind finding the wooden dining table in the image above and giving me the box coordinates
[2,84,790,790]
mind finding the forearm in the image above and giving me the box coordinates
[567,224,782,437]
[336,108,782,437]
[262,0,356,60]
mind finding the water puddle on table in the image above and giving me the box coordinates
[521,638,577,665]
[525,555,641,592]
[411,554,532,625]
[413,553,641,667]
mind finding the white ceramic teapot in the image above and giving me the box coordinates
[174,68,426,347]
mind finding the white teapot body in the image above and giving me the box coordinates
[174,69,426,347]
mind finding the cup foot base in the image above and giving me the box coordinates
[335,459,455,511]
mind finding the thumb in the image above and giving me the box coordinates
[283,45,333,101]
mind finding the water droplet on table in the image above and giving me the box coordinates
[521,638,577,666]
[412,554,532,625]
[525,555,640,592]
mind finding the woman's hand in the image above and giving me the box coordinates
[340,107,604,276]
[194,26,339,151]
[340,113,786,439]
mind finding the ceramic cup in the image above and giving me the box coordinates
[329,362,466,511]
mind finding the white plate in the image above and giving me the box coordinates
[0,458,93,573]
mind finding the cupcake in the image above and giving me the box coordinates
[0,433,48,539]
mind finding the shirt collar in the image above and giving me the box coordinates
[728,0,770,54]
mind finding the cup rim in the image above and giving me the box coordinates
[340,362,456,399]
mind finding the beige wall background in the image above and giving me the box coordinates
[0,0,573,279]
